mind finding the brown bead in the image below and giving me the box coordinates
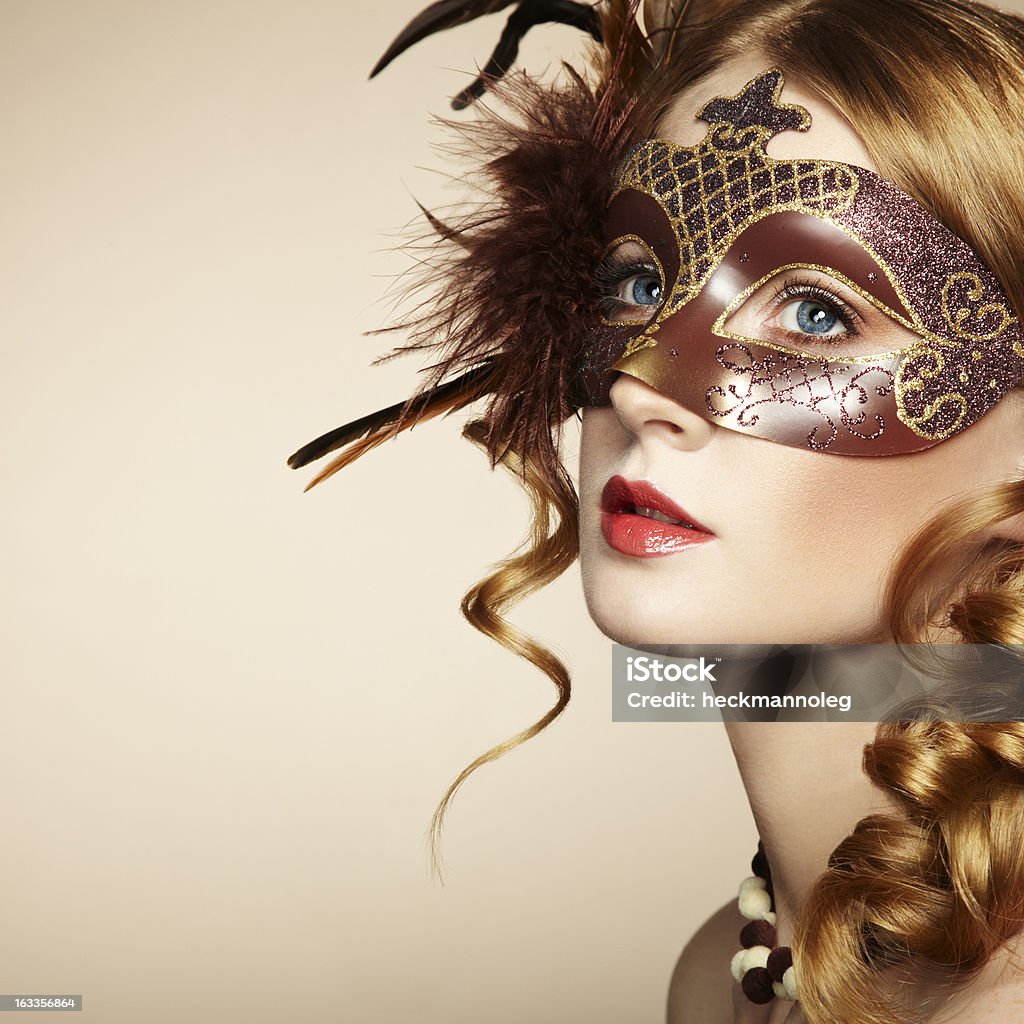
[751,849,770,879]
[767,946,794,982]
[740,920,777,949]
[741,966,775,1004]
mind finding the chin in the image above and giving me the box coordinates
[581,576,877,647]
[580,533,887,646]
[581,574,730,646]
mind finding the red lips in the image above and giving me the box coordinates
[600,475,715,558]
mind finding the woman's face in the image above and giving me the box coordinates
[579,52,1024,646]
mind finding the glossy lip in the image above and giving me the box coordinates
[600,475,716,558]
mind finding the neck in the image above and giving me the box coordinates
[724,718,894,946]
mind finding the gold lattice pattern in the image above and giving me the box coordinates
[615,126,859,311]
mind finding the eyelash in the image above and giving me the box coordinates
[595,260,863,339]
[771,277,861,338]
[594,252,661,318]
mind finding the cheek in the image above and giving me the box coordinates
[578,409,625,506]
[738,442,990,630]
[718,451,909,636]
[753,456,905,552]
[577,408,635,629]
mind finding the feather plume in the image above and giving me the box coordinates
[369,1,518,81]
[598,0,656,96]
[370,0,603,109]
[288,362,498,491]
[287,361,496,471]
[363,55,642,489]
[288,1,656,494]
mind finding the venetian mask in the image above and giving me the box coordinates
[576,69,1024,455]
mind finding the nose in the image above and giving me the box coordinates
[609,372,716,451]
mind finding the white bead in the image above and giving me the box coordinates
[738,886,772,920]
[730,949,747,982]
[764,911,777,925]
[738,875,767,897]
[773,982,787,999]
[782,965,798,1000]
[743,945,771,972]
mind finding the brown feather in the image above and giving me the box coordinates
[364,55,644,496]
[292,362,498,492]
[289,0,662,498]
[369,1,517,80]
[411,197,471,249]
[596,0,654,98]
[287,361,496,472]
[371,0,603,109]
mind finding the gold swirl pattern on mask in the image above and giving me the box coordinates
[705,344,895,450]
[940,272,1017,342]
[894,346,969,440]
[621,331,658,358]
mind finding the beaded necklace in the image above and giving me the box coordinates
[730,841,799,1004]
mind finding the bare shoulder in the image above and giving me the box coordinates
[666,897,745,1024]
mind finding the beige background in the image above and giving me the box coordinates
[4,2,1021,1023]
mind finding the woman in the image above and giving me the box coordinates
[290,1,1024,1020]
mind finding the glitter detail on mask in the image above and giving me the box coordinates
[706,344,894,450]
[612,88,859,356]
[841,174,1022,444]
[581,69,1024,455]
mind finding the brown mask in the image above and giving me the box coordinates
[575,69,1024,455]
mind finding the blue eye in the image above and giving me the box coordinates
[765,278,861,345]
[795,300,838,334]
[629,275,663,306]
[595,244,664,321]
